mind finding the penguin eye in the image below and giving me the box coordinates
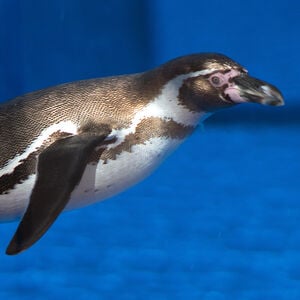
[211,76,221,86]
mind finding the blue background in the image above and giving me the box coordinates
[0,1,299,299]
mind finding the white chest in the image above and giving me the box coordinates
[67,136,183,209]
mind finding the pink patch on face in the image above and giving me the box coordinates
[208,69,246,103]
[224,87,247,103]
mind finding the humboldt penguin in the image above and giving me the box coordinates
[0,53,283,254]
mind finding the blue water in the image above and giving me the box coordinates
[0,0,299,299]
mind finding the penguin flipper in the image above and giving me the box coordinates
[6,132,110,255]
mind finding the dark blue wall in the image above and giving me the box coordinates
[0,0,152,100]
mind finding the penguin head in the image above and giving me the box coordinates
[162,53,284,112]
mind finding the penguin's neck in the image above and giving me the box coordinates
[108,71,210,147]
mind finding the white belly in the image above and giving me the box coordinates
[0,137,182,220]
[67,137,182,209]
[0,175,35,220]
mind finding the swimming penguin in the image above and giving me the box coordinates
[0,53,284,255]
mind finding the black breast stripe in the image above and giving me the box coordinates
[0,151,37,195]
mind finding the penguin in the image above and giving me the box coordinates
[0,53,284,255]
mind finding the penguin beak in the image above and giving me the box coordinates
[226,74,284,106]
